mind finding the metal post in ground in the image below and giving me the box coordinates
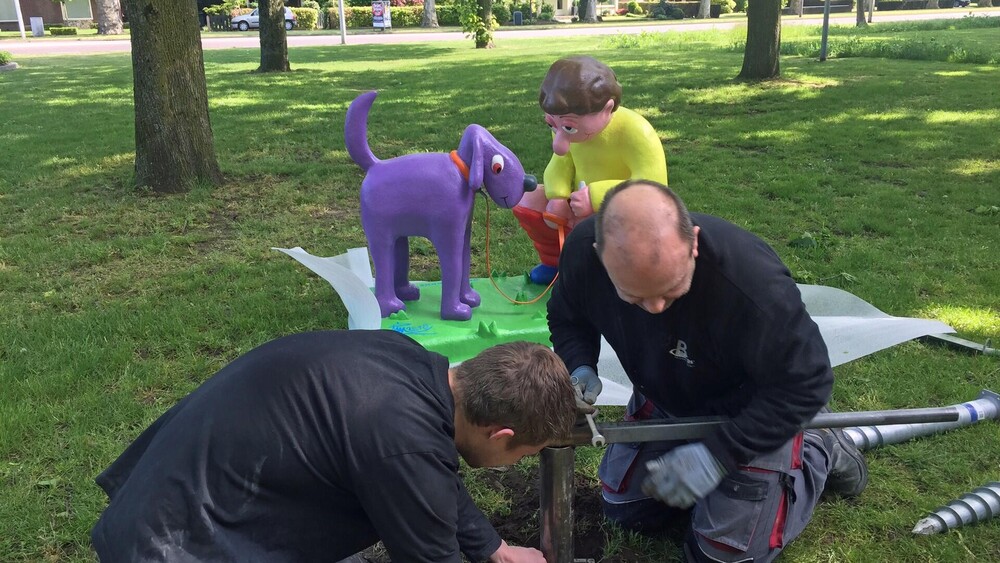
[539,446,575,563]
[820,0,832,61]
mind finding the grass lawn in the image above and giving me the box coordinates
[1,17,998,562]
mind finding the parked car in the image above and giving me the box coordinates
[231,7,296,31]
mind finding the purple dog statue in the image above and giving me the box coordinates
[345,91,537,321]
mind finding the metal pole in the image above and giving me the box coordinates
[565,403,965,447]
[543,392,994,560]
[867,0,874,24]
[819,0,832,62]
[338,0,347,44]
[13,0,26,40]
[845,390,1000,451]
[540,447,575,563]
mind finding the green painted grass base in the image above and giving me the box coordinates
[380,276,553,362]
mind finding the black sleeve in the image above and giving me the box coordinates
[356,451,467,563]
[547,224,603,373]
[455,478,502,562]
[703,288,834,471]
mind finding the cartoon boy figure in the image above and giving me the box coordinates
[513,56,669,285]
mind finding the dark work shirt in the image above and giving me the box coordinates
[548,214,833,471]
[91,330,501,562]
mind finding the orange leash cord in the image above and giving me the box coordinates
[483,193,565,305]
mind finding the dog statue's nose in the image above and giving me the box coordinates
[523,174,538,192]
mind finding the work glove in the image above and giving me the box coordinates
[573,388,597,418]
[641,442,726,509]
[570,365,602,405]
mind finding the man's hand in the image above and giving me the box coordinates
[570,365,602,405]
[641,443,726,509]
[489,540,545,563]
[568,182,594,219]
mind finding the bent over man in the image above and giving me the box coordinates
[547,180,868,562]
[91,330,577,563]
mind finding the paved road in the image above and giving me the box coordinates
[5,9,998,56]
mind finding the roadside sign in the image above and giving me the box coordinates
[372,0,392,30]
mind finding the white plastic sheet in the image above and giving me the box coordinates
[277,247,954,406]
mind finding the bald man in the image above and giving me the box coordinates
[546,180,868,562]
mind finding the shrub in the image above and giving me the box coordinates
[327,6,425,28]
[291,7,319,29]
[493,1,512,24]
[539,3,555,18]
[0,51,12,65]
[649,0,689,17]
[49,26,78,35]
[436,5,462,25]
[627,0,645,12]
[712,0,736,12]
[734,0,747,10]
[204,0,243,15]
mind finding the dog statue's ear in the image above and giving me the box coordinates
[466,126,485,190]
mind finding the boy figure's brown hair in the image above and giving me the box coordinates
[539,55,623,116]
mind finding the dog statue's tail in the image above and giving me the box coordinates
[344,91,380,172]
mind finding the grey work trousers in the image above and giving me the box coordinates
[599,395,830,563]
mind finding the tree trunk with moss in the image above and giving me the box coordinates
[478,0,494,48]
[580,0,598,22]
[422,0,439,27]
[259,0,290,72]
[121,0,223,194]
[95,0,123,35]
[738,0,782,80]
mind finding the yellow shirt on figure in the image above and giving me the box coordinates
[543,107,668,210]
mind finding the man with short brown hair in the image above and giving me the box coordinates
[91,330,577,562]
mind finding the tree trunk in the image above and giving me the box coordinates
[95,0,124,35]
[790,0,804,16]
[259,0,290,72]
[478,0,494,48]
[422,0,439,27]
[856,0,868,26]
[585,0,598,22]
[738,0,782,80]
[698,0,711,18]
[121,0,223,194]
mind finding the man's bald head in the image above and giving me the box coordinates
[593,180,699,314]
[595,180,695,259]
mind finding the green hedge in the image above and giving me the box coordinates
[49,26,78,35]
[291,7,319,29]
[0,50,12,65]
[875,0,932,8]
[326,5,462,28]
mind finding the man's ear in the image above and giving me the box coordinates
[488,427,515,441]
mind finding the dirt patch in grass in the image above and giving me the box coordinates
[358,467,650,562]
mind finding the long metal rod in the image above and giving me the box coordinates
[539,447,575,563]
[564,403,963,447]
[542,392,995,561]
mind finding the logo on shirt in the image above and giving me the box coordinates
[669,339,695,368]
